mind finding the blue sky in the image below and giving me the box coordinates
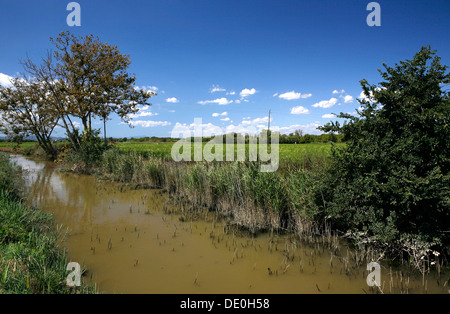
[1,0,449,138]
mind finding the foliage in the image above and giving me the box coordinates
[0,153,96,293]
[318,46,450,250]
[0,77,59,159]
[64,129,110,172]
[0,31,155,158]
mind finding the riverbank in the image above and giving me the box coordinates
[0,152,97,294]
[12,143,450,275]
[6,152,449,293]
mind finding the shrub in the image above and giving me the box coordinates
[319,46,450,251]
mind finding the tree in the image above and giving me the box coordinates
[0,76,59,158]
[19,31,155,153]
[318,46,450,248]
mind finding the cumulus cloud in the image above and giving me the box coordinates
[343,95,354,103]
[312,97,338,108]
[279,122,322,135]
[290,106,310,115]
[359,90,379,102]
[278,91,312,100]
[241,116,270,126]
[220,117,230,121]
[322,113,336,119]
[210,85,226,93]
[134,85,159,95]
[166,97,179,103]
[332,89,345,94]
[128,120,171,128]
[198,97,233,105]
[126,105,158,119]
[172,121,224,138]
[240,88,256,98]
[212,112,228,117]
[0,73,14,87]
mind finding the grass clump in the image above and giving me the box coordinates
[0,153,96,294]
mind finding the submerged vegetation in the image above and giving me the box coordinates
[0,153,96,293]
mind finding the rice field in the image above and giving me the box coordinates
[115,142,345,163]
[0,142,36,149]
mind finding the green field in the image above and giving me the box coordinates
[116,141,344,162]
[1,141,345,165]
[0,142,36,148]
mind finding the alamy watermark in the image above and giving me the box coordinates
[66,2,380,28]
[66,2,81,27]
[66,262,81,287]
[366,262,381,287]
[366,2,381,27]
[170,118,279,173]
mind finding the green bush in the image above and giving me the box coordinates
[319,46,450,250]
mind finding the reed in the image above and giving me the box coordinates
[0,153,97,294]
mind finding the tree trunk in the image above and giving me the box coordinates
[103,116,107,145]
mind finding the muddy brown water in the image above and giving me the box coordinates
[10,155,449,294]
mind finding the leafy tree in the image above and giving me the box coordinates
[18,31,155,153]
[0,76,59,158]
[319,46,450,248]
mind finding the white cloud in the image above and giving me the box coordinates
[172,121,224,137]
[240,88,256,98]
[210,85,226,93]
[138,112,158,117]
[332,89,345,94]
[220,117,230,121]
[166,97,179,103]
[322,113,336,119]
[212,111,228,117]
[241,117,273,126]
[168,110,175,113]
[198,97,233,105]
[359,90,378,102]
[134,85,158,94]
[279,123,322,135]
[128,120,171,128]
[278,91,312,100]
[126,105,158,119]
[312,97,338,108]
[0,73,14,87]
[290,106,310,115]
[226,91,236,95]
[145,86,158,92]
[343,95,354,103]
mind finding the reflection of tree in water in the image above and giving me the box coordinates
[21,159,100,232]
[17,155,158,234]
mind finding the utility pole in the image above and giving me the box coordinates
[268,109,271,132]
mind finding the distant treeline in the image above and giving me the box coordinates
[122,131,343,144]
[1,131,343,145]
[0,138,37,143]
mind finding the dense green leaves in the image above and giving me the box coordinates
[319,46,450,248]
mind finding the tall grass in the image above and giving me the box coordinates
[0,153,97,294]
[99,149,326,234]
[116,142,342,163]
